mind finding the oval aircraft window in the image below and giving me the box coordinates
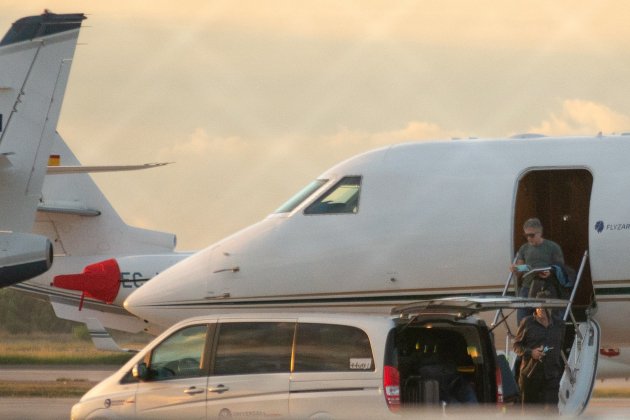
[304,176,362,215]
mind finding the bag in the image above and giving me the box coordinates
[551,264,577,299]
[518,358,544,403]
[552,264,576,288]
[528,274,561,299]
[420,379,440,404]
[403,376,439,404]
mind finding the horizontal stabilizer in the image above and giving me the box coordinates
[0,12,85,47]
[37,200,101,217]
[85,317,137,353]
[47,162,172,175]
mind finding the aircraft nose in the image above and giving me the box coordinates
[123,245,217,327]
[123,284,149,318]
[123,256,197,326]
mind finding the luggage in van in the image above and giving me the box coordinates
[403,376,439,405]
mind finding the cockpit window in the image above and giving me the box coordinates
[304,176,362,215]
[274,179,328,213]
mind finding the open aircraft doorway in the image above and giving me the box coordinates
[513,168,595,316]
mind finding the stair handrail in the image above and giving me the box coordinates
[491,254,519,328]
[563,250,589,322]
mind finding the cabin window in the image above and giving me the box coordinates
[274,179,328,213]
[304,176,362,215]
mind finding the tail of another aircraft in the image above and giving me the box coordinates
[1,12,181,340]
[0,11,85,233]
[35,133,177,258]
[0,12,84,286]
[22,133,186,336]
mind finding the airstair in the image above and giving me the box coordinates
[490,251,599,415]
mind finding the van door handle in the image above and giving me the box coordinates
[184,386,205,395]
[208,384,230,394]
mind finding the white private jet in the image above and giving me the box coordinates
[0,11,84,286]
[124,134,630,411]
[124,134,623,337]
[120,132,630,407]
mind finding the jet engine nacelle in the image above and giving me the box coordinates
[52,254,190,306]
[0,232,53,287]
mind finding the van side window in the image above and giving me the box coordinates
[294,323,374,372]
[213,322,294,375]
[304,176,362,215]
[149,324,208,381]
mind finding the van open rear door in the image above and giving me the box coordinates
[392,296,569,318]
[559,319,600,416]
[393,296,600,413]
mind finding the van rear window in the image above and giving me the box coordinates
[294,323,374,372]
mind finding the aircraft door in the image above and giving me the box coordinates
[206,245,237,300]
[513,169,595,314]
[558,319,600,415]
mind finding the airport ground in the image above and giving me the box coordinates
[0,366,629,419]
[1,396,630,419]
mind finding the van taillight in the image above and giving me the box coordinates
[495,365,504,405]
[383,365,400,411]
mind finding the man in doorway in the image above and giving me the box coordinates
[511,218,565,324]
[513,290,566,411]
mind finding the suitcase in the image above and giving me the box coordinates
[403,376,440,405]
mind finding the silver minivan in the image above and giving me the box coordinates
[71,297,598,419]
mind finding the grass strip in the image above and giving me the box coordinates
[0,332,139,365]
[0,379,96,398]
[0,354,132,365]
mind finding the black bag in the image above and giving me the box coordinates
[518,358,544,403]
[403,376,440,404]
[528,273,560,299]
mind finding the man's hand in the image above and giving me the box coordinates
[531,345,545,360]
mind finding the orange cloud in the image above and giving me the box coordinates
[529,100,630,135]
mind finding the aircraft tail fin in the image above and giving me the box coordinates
[0,12,85,232]
[34,133,177,257]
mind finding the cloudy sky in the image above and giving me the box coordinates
[4,1,630,250]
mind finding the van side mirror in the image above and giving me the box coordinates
[132,362,149,381]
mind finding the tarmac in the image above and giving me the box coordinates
[0,366,628,419]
